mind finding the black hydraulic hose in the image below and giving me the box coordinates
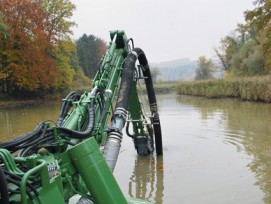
[97,92,106,123]
[125,121,133,138]
[115,52,137,111]
[0,122,45,151]
[132,48,163,156]
[133,48,156,105]
[0,165,9,204]
[113,48,163,155]
[57,101,95,139]
[5,124,52,154]
[125,38,134,50]
[15,125,51,150]
[103,52,137,171]
[58,91,80,127]
[5,177,34,200]
[3,170,39,199]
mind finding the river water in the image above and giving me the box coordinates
[1,94,271,203]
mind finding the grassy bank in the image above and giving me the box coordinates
[0,92,63,107]
[137,82,176,94]
[176,76,271,102]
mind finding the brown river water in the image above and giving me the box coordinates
[1,94,271,204]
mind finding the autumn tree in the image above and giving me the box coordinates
[0,0,57,92]
[36,0,77,91]
[0,0,77,94]
[76,34,107,79]
[195,56,214,80]
[0,11,8,87]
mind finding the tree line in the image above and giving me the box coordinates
[0,0,106,97]
[195,0,271,80]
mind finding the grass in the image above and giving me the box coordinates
[136,82,176,94]
[176,75,271,103]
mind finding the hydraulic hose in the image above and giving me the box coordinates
[103,47,164,171]
[131,48,163,155]
[57,101,95,139]
[103,52,137,171]
[0,165,9,204]
[57,91,80,127]
[133,48,156,106]
[115,53,137,111]
[0,122,45,151]
[104,47,163,170]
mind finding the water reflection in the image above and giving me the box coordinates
[177,95,271,203]
[128,155,164,204]
[0,103,60,141]
[1,95,271,203]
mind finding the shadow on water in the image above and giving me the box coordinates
[128,155,164,204]
[176,95,271,203]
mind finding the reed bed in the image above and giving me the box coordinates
[176,76,271,102]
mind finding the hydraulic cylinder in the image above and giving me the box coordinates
[68,137,127,204]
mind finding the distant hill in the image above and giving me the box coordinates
[150,58,224,82]
[150,58,197,81]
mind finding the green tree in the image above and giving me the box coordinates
[36,0,76,45]
[230,40,266,76]
[215,35,239,71]
[37,0,77,91]
[72,68,92,88]
[0,12,7,35]
[245,0,271,71]
[51,39,76,91]
[215,23,266,77]
[76,34,106,79]
[195,56,214,80]
[215,24,254,71]
[150,67,161,83]
[245,0,271,32]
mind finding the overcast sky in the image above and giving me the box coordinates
[70,0,254,63]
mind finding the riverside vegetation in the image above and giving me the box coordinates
[1,0,271,105]
[176,0,271,103]
[176,76,271,103]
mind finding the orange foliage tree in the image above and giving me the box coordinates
[0,0,57,91]
[0,0,77,94]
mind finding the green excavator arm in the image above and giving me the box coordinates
[0,30,162,204]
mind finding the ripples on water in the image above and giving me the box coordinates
[115,95,271,203]
[1,95,271,203]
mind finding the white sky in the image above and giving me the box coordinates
[70,0,254,63]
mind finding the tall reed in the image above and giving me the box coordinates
[176,76,271,102]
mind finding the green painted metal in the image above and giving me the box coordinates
[0,30,161,204]
[0,149,24,175]
[20,158,46,204]
[129,82,146,136]
[68,137,127,204]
